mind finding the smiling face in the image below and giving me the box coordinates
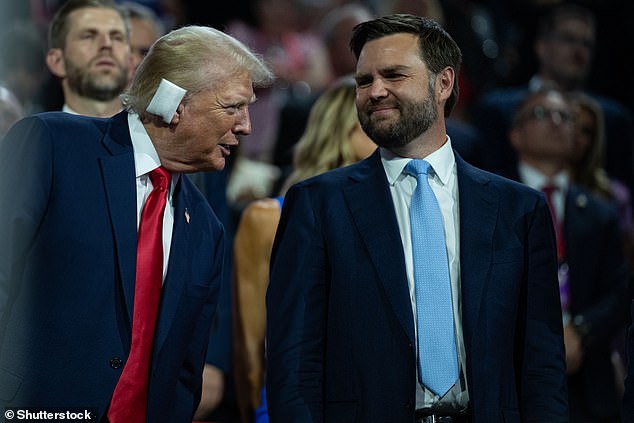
[168,70,255,172]
[354,33,440,153]
[53,7,130,101]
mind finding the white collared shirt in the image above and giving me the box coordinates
[62,103,124,116]
[380,137,469,410]
[62,104,79,115]
[518,162,568,222]
[128,112,177,281]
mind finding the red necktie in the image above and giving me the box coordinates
[541,184,565,261]
[108,167,171,423]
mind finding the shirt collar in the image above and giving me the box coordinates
[128,112,162,178]
[62,104,79,115]
[381,136,455,185]
[528,75,544,92]
[518,162,569,191]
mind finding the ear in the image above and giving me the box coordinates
[436,66,454,104]
[46,48,66,78]
[169,102,185,126]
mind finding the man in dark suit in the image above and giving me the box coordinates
[265,14,568,422]
[0,25,273,422]
[473,4,634,199]
[507,86,629,422]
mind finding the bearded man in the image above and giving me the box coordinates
[46,0,130,117]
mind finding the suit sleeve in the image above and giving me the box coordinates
[520,194,569,419]
[571,202,630,347]
[266,184,326,423]
[0,117,52,328]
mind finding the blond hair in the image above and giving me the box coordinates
[567,91,612,199]
[122,25,274,118]
[280,77,366,194]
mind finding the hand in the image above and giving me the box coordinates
[193,364,225,420]
[563,323,584,374]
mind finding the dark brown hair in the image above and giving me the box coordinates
[349,13,462,116]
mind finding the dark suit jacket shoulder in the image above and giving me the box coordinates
[266,150,568,423]
[0,111,224,422]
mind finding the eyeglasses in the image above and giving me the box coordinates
[522,105,575,126]
[550,32,595,50]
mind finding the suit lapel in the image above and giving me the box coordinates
[343,153,500,352]
[99,112,138,324]
[455,156,498,347]
[98,114,205,360]
[343,153,415,344]
[562,184,590,266]
[153,178,192,352]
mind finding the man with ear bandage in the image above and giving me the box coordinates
[0,25,273,423]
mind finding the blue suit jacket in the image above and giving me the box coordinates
[265,151,568,423]
[491,166,629,419]
[0,111,225,422]
[561,185,629,419]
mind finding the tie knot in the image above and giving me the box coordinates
[149,166,171,191]
[405,159,432,177]
[541,184,557,196]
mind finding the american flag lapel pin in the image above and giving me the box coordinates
[184,207,190,224]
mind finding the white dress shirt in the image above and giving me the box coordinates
[380,138,469,411]
[128,112,178,281]
[517,162,568,223]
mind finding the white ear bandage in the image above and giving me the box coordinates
[146,78,187,124]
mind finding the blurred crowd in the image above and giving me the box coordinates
[2,0,633,207]
[1,0,633,422]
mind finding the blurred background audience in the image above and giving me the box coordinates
[119,1,165,77]
[473,3,634,200]
[507,85,629,422]
[0,85,24,138]
[2,0,633,421]
[0,21,48,115]
[232,76,375,423]
[44,0,130,117]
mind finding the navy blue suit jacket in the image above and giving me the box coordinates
[500,168,630,419]
[0,111,225,422]
[563,185,629,418]
[265,151,568,422]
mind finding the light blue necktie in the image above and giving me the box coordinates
[406,159,459,397]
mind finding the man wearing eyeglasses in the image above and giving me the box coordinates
[507,85,629,423]
[473,4,634,203]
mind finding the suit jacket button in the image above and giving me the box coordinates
[110,357,123,369]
